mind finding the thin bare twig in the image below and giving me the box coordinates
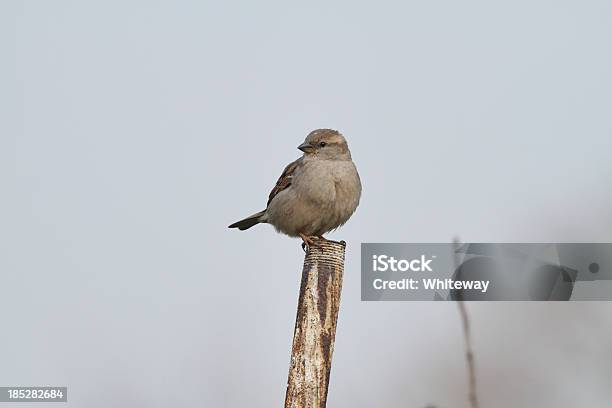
[453,238,480,408]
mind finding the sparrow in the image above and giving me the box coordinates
[228,129,361,246]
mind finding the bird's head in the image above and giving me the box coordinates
[297,129,351,161]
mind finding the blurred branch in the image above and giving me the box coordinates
[453,238,480,408]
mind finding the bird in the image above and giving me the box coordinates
[228,129,361,246]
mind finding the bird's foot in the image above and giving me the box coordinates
[316,235,329,241]
[299,233,317,252]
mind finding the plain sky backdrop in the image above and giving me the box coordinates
[2,1,612,407]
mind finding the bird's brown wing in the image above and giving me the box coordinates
[267,158,301,207]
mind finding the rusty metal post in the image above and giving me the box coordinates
[284,238,346,408]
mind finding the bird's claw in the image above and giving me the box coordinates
[299,233,316,252]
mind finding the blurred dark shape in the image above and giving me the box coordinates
[528,265,576,301]
[450,256,509,300]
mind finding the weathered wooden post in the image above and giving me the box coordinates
[284,238,346,408]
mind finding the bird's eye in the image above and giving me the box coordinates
[319,142,327,147]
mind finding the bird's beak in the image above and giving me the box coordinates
[298,142,314,153]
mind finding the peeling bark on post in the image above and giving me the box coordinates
[284,238,346,408]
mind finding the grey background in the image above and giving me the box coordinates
[2,1,612,407]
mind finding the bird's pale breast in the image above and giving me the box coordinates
[265,159,361,236]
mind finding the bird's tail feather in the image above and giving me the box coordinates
[228,210,266,230]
